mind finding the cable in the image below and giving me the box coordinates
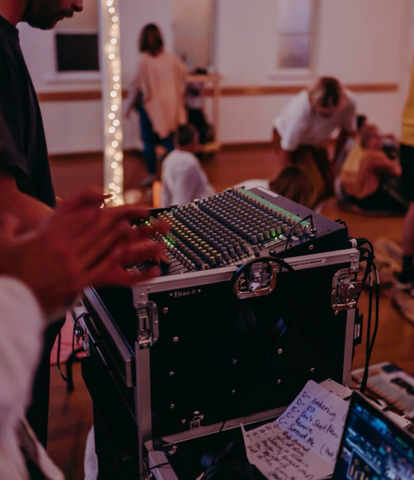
[231,255,296,290]
[281,214,314,261]
[56,329,67,382]
[354,238,379,394]
[360,270,373,393]
[72,312,89,353]
[368,266,380,360]
[56,311,88,383]
[140,461,171,478]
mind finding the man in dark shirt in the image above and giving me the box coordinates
[0,0,83,456]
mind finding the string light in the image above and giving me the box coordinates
[100,0,123,204]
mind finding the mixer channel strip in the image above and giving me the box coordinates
[134,188,321,276]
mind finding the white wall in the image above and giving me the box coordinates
[213,0,409,143]
[173,0,213,68]
[18,0,412,153]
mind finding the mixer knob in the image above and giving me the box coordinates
[242,243,250,253]
[303,225,310,235]
[250,234,258,244]
[270,228,276,237]
[263,231,270,240]
[235,245,243,255]
[223,251,230,261]
[208,256,217,266]
[257,232,264,242]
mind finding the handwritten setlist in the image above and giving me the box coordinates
[242,380,349,480]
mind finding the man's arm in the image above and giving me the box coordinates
[364,151,402,177]
[0,172,53,231]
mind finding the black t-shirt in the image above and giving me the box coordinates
[0,15,55,207]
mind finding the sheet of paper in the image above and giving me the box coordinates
[242,380,349,480]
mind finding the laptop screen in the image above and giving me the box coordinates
[333,392,414,480]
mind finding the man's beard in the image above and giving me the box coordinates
[22,2,72,30]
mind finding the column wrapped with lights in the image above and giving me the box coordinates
[99,0,123,205]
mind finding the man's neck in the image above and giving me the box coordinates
[178,146,196,154]
[0,0,27,26]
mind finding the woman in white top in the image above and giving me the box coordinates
[126,24,187,183]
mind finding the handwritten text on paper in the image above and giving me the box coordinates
[242,380,349,480]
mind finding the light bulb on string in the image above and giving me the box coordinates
[101,0,123,204]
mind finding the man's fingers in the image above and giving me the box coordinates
[132,219,170,240]
[57,188,107,213]
[97,266,161,287]
[118,239,165,265]
[82,247,160,287]
[78,220,133,266]
[104,203,150,221]
[69,204,151,257]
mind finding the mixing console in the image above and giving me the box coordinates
[137,186,348,276]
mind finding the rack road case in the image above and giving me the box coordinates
[78,247,361,479]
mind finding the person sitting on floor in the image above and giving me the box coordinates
[161,124,214,207]
[235,147,327,210]
[269,165,321,210]
[339,124,406,214]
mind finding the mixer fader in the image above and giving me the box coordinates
[136,186,348,276]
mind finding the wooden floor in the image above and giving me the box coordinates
[47,147,414,479]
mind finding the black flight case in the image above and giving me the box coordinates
[77,187,362,479]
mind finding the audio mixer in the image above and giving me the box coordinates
[137,186,349,276]
[79,186,360,480]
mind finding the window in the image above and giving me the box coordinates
[172,0,215,70]
[54,0,99,77]
[56,33,99,72]
[276,0,317,73]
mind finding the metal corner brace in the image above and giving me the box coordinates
[331,268,362,311]
[137,301,159,349]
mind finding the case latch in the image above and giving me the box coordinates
[137,302,159,349]
[331,268,362,311]
[234,260,278,299]
[190,411,205,429]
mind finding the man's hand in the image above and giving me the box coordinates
[0,189,168,318]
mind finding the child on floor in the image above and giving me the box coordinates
[339,124,406,214]
[161,124,214,207]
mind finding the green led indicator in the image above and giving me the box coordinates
[240,189,309,227]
